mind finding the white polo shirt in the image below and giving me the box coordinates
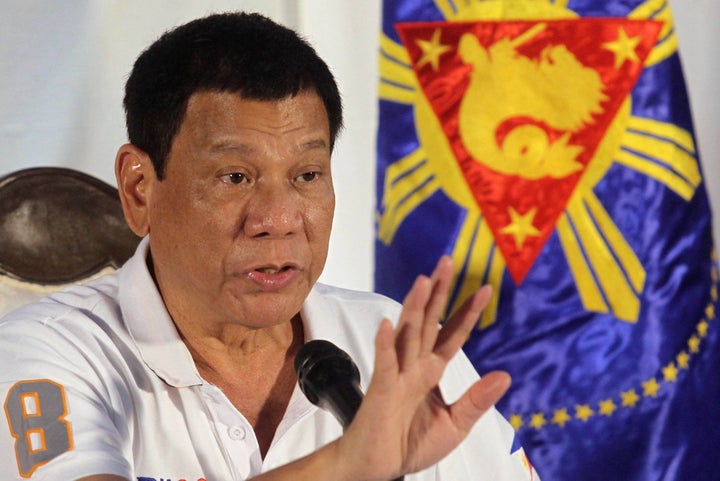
[0,237,531,480]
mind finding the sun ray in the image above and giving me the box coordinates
[628,115,696,153]
[379,34,418,104]
[380,32,412,65]
[437,0,576,20]
[630,0,677,66]
[377,148,440,245]
[434,0,458,20]
[626,116,699,183]
[556,214,609,314]
[558,191,644,322]
[584,192,646,293]
[445,210,504,328]
[616,116,699,200]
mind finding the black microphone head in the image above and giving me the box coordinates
[295,339,360,404]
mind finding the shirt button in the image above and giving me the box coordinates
[228,425,246,440]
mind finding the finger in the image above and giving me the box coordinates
[419,256,455,355]
[449,371,511,434]
[435,285,492,361]
[369,318,400,392]
[396,275,431,370]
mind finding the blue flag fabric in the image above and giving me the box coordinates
[374,1,720,479]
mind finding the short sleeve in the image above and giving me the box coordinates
[0,316,132,480]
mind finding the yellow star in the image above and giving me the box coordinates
[598,399,617,417]
[662,362,678,382]
[688,335,701,353]
[552,408,571,428]
[575,404,594,422]
[500,207,541,250]
[705,303,715,319]
[697,320,709,338]
[529,412,547,429]
[602,26,641,69]
[620,389,640,407]
[676,351,690,369]
[415,28,452,71]
[642,377,661,397]
[509,414,524,431]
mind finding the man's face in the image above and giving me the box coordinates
[145,91,334,330]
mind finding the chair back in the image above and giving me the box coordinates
[0,167,141,315]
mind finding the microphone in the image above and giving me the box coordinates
[294,339,363,428]
[294,339,404,481]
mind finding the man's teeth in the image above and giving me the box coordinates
[258,267,281,274]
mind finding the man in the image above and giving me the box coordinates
[0,12,533,480]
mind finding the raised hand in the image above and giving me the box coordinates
[337,255,511,480]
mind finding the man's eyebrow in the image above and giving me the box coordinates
[209,138,327,150]
[208,141,253,153]
[299,138,329,151]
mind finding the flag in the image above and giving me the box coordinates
[374,0,720,479]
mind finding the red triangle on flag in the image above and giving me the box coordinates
[396,18,662,284]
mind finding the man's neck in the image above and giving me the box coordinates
[187,314,305,458]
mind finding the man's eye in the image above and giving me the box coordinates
[297,171,320,182]
[224,173,247,184]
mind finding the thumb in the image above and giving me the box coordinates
[450,371,511,433]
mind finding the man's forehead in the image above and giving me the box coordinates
[176,90,331,150]
[182,91,327,128]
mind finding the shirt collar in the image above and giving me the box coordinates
[118,236,203,387]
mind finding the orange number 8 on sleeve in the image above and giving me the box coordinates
[4,379,74,478]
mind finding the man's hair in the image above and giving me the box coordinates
[123,12,343,178]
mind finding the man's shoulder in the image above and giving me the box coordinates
[306,282,404,332]
[0,271,124,339]
[310,282,401,309]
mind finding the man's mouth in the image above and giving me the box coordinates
[256,266,292,274]
[247,264,299,291]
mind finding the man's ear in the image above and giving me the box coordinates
[115,144,156,237]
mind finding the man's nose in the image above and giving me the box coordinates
[242,181,303,238]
